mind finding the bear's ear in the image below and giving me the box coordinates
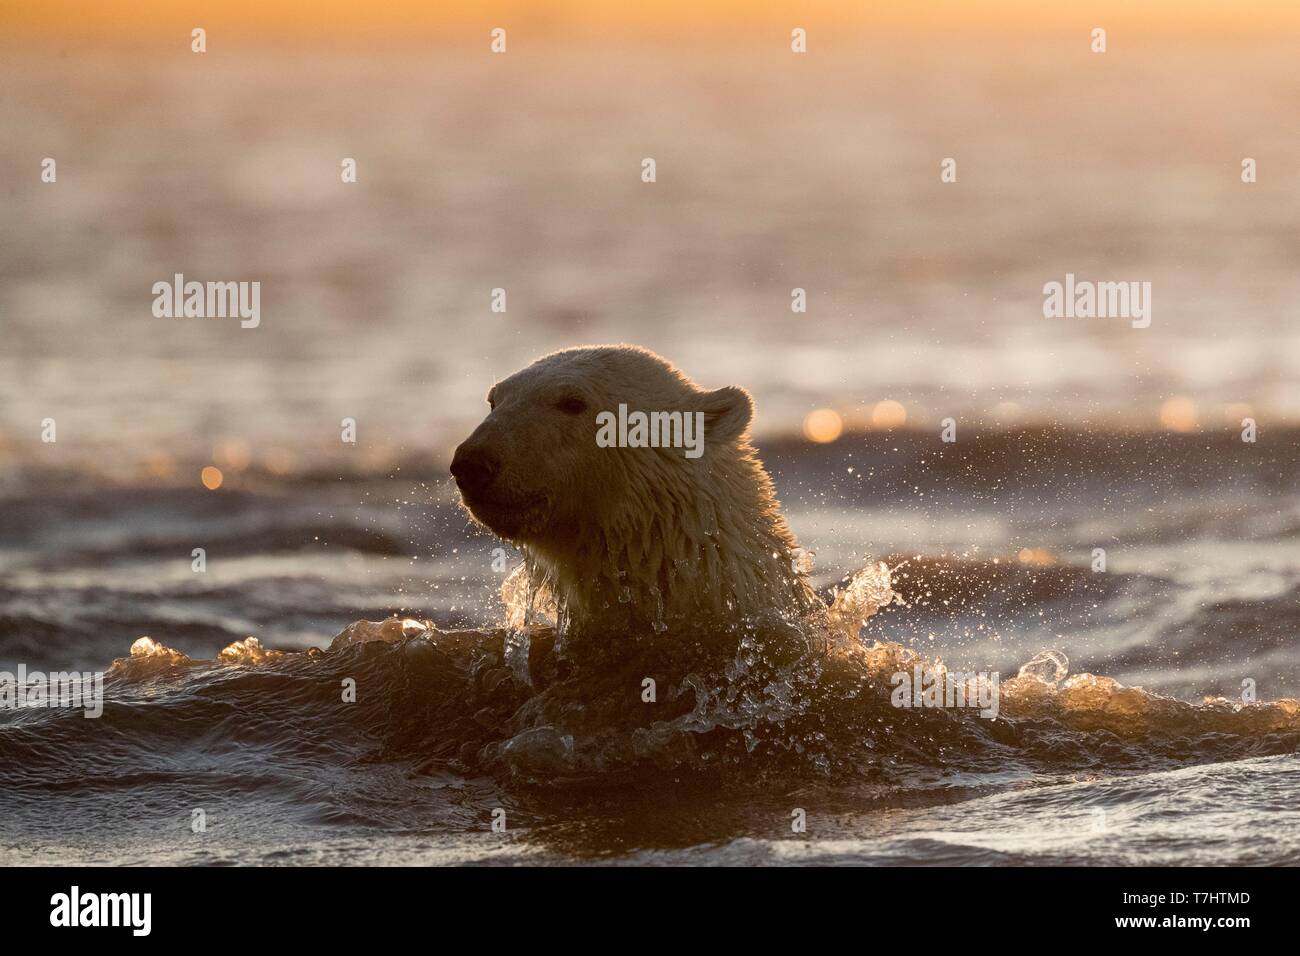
[696,386,754,444]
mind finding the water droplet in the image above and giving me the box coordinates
[1018,649,1069,685]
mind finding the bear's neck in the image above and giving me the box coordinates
[520,443,821,640]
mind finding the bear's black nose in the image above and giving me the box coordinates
[450,444,498,494]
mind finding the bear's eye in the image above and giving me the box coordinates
[555,396,587,415]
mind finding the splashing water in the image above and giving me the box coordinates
[104,557,1300,777]
[1018,649,1071,685]
[827,560,898,641]
[5,556,1298,865]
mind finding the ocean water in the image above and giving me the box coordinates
[3,44,1300,466]
[2,45,1299,865]
[2,430,1297,865]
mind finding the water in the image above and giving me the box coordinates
[3,45,1300,470]
[2,44,1299,865]
[2,429,1297,865]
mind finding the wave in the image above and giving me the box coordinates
[4,563,1295,805]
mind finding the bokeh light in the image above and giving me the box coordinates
[802,408,843,443]
[871,400,907,430]
[1159,396,1198,432]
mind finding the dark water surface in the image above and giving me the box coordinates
[2,430,1297,865]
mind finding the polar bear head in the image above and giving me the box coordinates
[451,345,819,635]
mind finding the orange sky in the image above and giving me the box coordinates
[5,0,1300,44]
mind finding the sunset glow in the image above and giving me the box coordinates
[6,0,1300,44]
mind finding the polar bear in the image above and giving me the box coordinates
[451,345,822,638]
